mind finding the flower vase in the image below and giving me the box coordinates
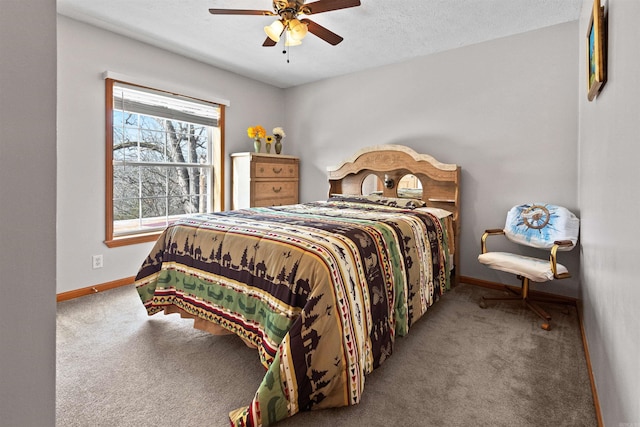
[254,138,261,153]
[265,142,272,154]
[274,137,282,154]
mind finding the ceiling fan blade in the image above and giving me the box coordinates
[208,8,275,16]
[301,19,343,45]
[262,36,278,47]
[303,0,361,15]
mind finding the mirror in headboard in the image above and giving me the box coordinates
[397,174,423,199]
[361,173,383,196]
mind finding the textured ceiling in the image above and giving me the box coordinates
[57,0,583,88]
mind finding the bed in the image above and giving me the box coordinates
[134,144,461,426]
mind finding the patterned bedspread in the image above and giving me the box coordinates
[134,199,452,426]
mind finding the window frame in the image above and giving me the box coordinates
[104,78,225,247]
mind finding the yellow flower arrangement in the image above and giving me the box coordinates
[247,125,266,140]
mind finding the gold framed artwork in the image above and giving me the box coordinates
[586,0,606,101]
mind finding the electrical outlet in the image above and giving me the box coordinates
[92,254,103,269]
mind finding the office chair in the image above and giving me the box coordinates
[477,203,579,330]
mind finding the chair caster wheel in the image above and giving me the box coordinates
[479,300,487,309]
[541,323,551,331]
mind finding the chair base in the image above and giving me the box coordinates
[478,278,573,331]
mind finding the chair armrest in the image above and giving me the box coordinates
[481,229,505,254]
[485,228,505,234]
[549,241,574,279]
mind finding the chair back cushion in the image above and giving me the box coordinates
[504,203,579,250]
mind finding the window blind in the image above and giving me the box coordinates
[113,82,219,127]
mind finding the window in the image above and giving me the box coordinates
[105,79,225,247]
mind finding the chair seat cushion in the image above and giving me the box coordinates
[478,252,568,283]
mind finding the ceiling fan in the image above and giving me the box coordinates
[209,0,361,47]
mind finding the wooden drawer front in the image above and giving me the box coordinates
[253,181,297,201]
[253,197,298,207]
[254,161,298,179]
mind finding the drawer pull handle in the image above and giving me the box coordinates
[272,186,282,193]
[273,167,283,174]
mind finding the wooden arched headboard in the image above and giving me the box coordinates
[327,144,461,284]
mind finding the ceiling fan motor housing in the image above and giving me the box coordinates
[273,1,310,20]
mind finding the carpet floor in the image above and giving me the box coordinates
[56,282,597,426]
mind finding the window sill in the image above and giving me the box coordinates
[105,232,161,248]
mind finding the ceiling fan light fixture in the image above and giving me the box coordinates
[288,18,308,41]
[285,30,302,46]
[264,20,284,42]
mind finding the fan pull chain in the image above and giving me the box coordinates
[282,46,291,64]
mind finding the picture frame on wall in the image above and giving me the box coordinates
[586,0,606,101]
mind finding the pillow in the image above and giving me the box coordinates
[329,194,427,209]
[396,188,424,199]
[415,207,453,219]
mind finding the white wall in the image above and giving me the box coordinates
[285,21,581,297]
[578,0,640,424]
[0,0,57,425]
[56,16,285,293]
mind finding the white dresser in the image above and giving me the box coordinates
[231,152,299,209]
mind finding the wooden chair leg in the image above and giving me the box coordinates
[478,277,559,330]
[525,300,552,321]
